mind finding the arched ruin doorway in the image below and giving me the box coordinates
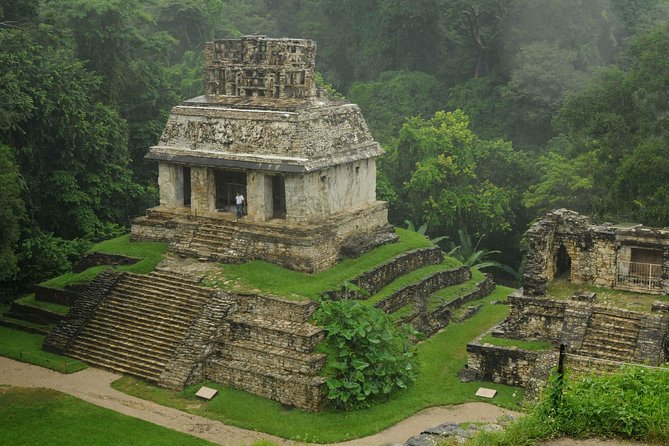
[555,244,571,278]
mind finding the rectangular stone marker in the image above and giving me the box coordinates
[195,386,218,400]
[475,387,497,399]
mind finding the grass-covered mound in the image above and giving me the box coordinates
[0,326,86,373]
[469,365,669,445]
[41,234,166,289]
[203,228,434,299]
[112,285,522,443]
[0,387,215,446]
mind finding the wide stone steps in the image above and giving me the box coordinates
[97,298,197,326]
[77,322,181,353]
[225,313,324,354]
[218,339,326,376]
[67,344,165,380]
[65,271,209,383]
[71,330,173,364]
[577,311,641,362]
[90,306,191,341]
[106,288,205,318]
[577,346,633,362]
[581,329,639,346]
[121,274,213,297]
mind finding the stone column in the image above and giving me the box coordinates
[158,162,184,208]
[190,166,216,214]
[246,172,273,222]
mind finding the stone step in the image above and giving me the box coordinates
[219,339,326,376]
[582,329,639,345]
[91,309,190,340]
[589,312,641,328]
[72,330,175,364]
[226,314,324,354]
[107,287,205,316]
[150,270,204,285]
[577,347,634,362]
[122,274,213,296]
[578,342,636,359]
[78,323,182,354]
[67,346,164,380]
[69,335,170,369]
[99,297,198,326]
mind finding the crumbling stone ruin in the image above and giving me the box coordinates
[131,35,394,273]
[523,208,669,296]
[463,209,669,394]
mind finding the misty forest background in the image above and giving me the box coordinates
[2,0,669,299]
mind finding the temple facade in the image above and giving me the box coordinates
[131,36,394,272]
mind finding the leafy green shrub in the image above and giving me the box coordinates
[315,299,418,410]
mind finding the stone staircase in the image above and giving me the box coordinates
[206,294,327,411]
[65,271,213,382]
[578,309,642,362]
[175,223,236,260]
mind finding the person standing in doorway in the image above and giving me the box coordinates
[235,191,245,219]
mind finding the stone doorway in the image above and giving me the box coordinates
[215,170,247,213]
[555,244,571,278]
[272,175,286,219]
[183,166,191,207]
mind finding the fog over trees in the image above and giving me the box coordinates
[2,0,669,295]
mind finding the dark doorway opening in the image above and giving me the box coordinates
[215,170,247,213]
[272,175,286,219]
[555,244,571,278]
[183,166,191,207]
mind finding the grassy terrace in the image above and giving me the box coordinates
[427,269,486,312]
[14,294,70,316]
[0,387,215,446]
[479,333,553,352]
[112,285,523,443]
[41,234,167,289]
[0,326,87,373]
[203,228,434,300]
[547,277,669,313]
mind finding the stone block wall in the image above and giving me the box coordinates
[466,342,546,387]
[374,266,471,313]
[499,292,568,343]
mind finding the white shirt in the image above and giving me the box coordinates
[235,195,245,205]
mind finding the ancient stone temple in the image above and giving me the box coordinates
[131,35,394,272]
[462,209,669,394]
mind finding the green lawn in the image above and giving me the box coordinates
[0,387,216,446]
[202,228,434,300]
[41,234,167,289]
[112,286,524,443]
[0,326,87,373]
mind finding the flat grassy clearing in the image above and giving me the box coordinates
[0,387,215,446]
[112,285,524,443]
[0,326,86,373]
[41,234,167,289]
[547,278,669,313]
[202,228,434,300]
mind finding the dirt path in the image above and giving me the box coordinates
[0,356,521,446]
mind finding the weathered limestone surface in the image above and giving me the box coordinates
[466,342,547,387]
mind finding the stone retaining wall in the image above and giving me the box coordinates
[73,252,139,273]
[7,302,64,325]
[466,342,544,387]
[35,285,85,306]
[375,266,470,313]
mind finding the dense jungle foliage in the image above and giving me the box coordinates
[2,0,669,298]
